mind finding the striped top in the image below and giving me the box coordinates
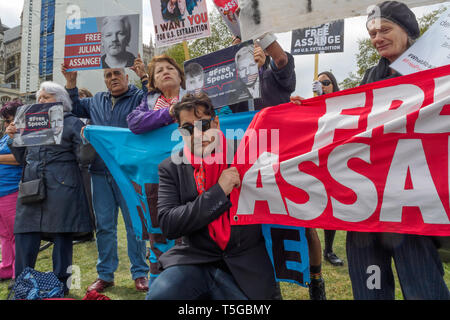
[153,95,179,111]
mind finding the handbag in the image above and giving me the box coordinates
[18,178,46,204]
[17,150,46,204]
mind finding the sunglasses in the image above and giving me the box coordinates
[320,80,332,86]
[179,117,215,136]
[1,119,12,125]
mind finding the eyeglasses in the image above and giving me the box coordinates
[320,80,332,86]
[179,117,215,136]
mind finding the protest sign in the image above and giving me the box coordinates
[213,0,241,37]
[150,0,211,47]
[64,14,139,71]
[230,65,450,237]
[184,40,260,108]
[13,103,64,147]
[238,0,446,41]
[291,20,344,55]
[391,5,450,75]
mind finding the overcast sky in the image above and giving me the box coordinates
[1,0,446,97]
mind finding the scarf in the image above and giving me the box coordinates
[183,130,231,251]
[361,57,402,85]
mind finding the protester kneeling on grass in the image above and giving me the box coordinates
[147,93,278,300]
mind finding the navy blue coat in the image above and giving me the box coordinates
[66,84,147,173]
[9,114,93,237]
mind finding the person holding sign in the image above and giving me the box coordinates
[61,56,151,293]
[6,82,93,295]
[127,54,186,290]
[127,54,187,134]
[147,93,278,300]
[346,1,450,300]
[100,15,136,69]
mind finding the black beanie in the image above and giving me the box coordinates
[367,1,420,39]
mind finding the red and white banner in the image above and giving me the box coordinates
[230,65,450,236]
[212,0,241,37]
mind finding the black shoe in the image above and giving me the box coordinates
[324,251,344,266]
[309,278,326,300]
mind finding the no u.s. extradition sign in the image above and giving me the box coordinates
[291,19,344,55]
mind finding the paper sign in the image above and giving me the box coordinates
[184,40,261,108]
[13,103,64,147]
[150,0,211,47]
[391,5,450,75]
[238,0,446,41]
[213,0,241,37]
[64,14,139,71]
[291,20,344,55]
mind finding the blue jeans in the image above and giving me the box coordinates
[146,264,249,300]
[346,231,450,300]
[91,172,148,282]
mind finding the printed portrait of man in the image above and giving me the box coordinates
[235,44,260,99]
[99,15,137,69]
[48,105,64,145]
[185,62,205,95]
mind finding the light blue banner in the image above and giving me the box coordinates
[84,111,309,285]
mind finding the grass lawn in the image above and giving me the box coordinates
[1,215,449,300]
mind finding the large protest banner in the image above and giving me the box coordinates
[13,103,64,147]
[84,112,309,286]
[238,0,447,41]
[291,20,344,55]
[64,14,140,71]
[184,40,261,108]
[391,4,450,75]
[150,0,211,47]
[230,65,450,237]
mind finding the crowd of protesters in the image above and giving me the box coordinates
[0,1,449,300]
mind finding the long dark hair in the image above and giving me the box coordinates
[318,71,340,92]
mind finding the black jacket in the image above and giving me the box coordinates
[157,151,278,300]
[9,114,93,237]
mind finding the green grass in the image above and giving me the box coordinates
[1,217,449,300]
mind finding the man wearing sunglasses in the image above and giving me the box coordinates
[146,93,278,300]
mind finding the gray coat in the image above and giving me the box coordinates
[9,114,93,237]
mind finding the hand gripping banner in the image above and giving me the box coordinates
[230,65,450,236]
[84,112,310,285]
